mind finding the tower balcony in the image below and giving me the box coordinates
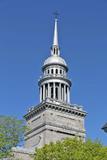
[38,74,72,86]
[39,74,70,81]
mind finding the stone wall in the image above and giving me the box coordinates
[25,102,86,148]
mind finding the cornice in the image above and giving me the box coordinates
[24,100,87,121]
[38,75,72,86]
[42,63,68,72]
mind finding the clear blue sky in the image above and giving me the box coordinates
[0,0,107,145]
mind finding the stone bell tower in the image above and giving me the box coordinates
[24,18,87,149]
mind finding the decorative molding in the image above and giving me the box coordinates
[38,75,71,86]
[31,116,41,122]
[25,121,85,140]
[42,63,68,72]
[24,101,87,121]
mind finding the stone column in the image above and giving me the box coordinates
[62,85,64,101]
[45,84,47,99]
[48,83,50,99]
[40,86,42,102]
[64,84,66,102]
[53,82,55,99]
[59,83,61,101]
[43,84,45,100]
[67,86,70,103]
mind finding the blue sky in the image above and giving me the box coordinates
[0,0,107,145]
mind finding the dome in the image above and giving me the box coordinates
[43,55,67,68]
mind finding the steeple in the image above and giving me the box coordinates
[39,17,71,104]
[51,18,60,56]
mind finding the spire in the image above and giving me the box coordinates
[51,17,60,56]
[53,18,58,46]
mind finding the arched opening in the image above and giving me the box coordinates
[55,87,58,99]
[45,84,48,98]
[61,84,64,101]
[51,69,53,74]
[56,69,58,74]
[60,70,62,74]
[54,48,55,54]
[51,87,53,99]
[42,86,43,100]
[56,48,58,55]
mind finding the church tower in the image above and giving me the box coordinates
[24,18,86,149]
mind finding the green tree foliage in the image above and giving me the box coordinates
[34,138,107,160]
[0,115,26,158]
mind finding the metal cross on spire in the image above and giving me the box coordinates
[53,11,59,19]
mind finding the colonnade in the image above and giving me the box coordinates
[40,82,70,104]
